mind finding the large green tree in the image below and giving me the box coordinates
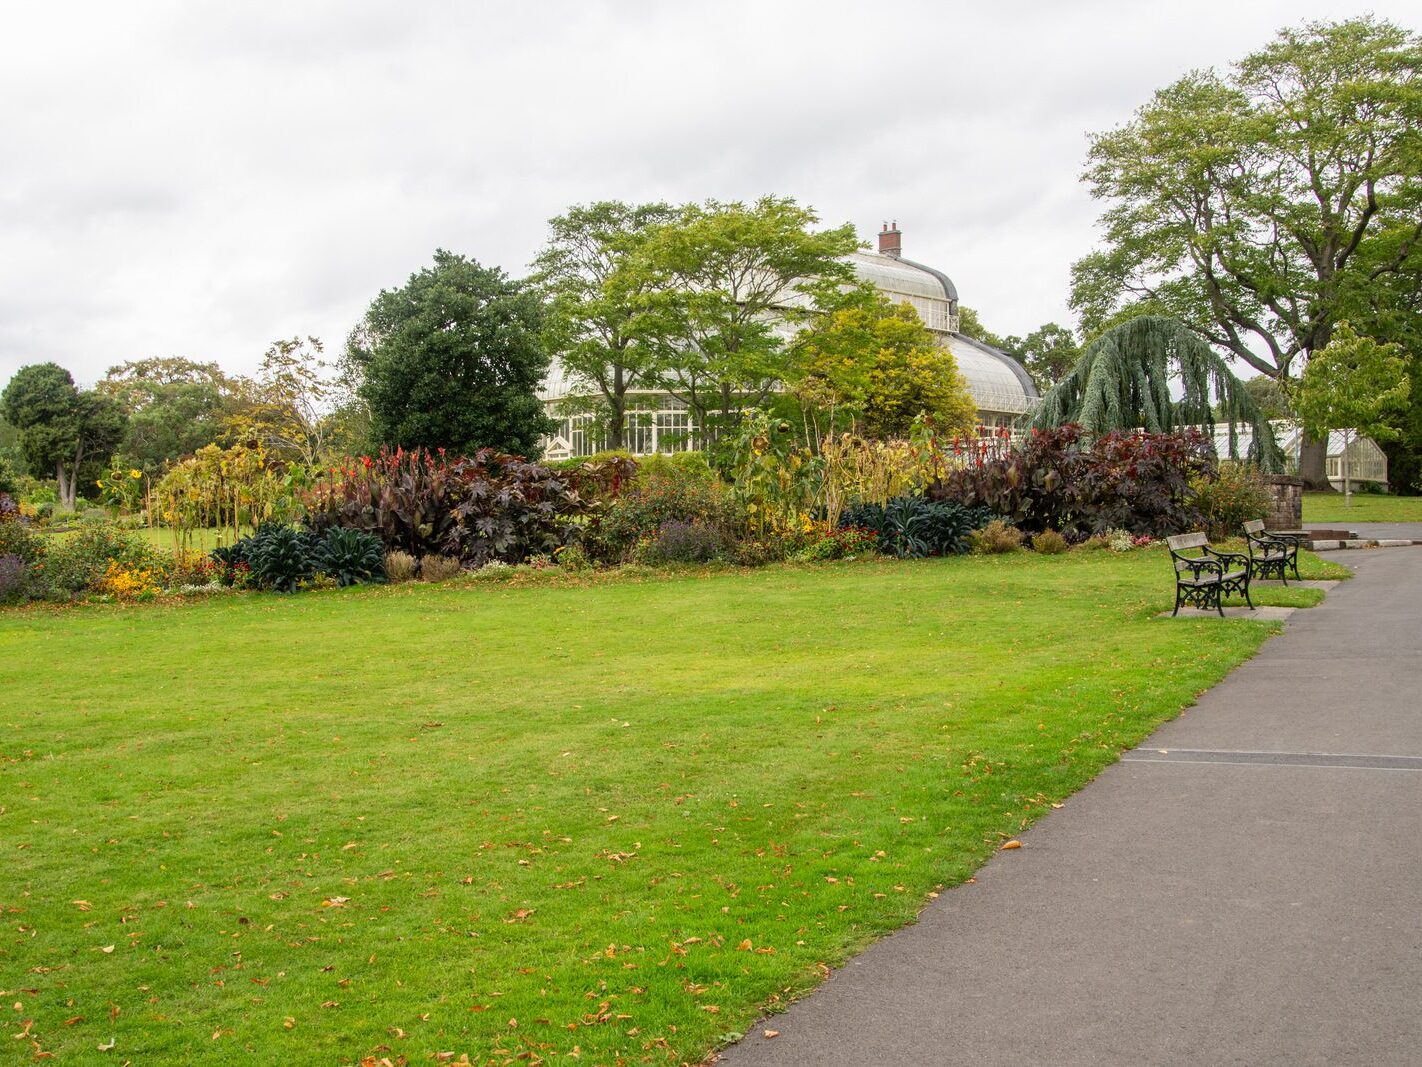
[348,251,553,457]
[533,201,680,450]
[98,357,237,473]
[627,197,859,445]
[791,285,977,439]
[1,363,127,509]
[1293,323,1411,503]
[1002,323,1081,389]
[1030,316,1283,469]
[1070,16,1422,487]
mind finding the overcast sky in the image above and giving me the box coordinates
[1,0,1416,388]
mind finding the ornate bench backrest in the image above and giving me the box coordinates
[1243,519,1265,536]
[1167,531,1211,574]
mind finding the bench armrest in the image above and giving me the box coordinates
[1205,548,1248,569]
[1254,536,1297,553]
[1176,555,1223,577]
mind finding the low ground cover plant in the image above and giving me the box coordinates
[970,519,1026,554]
[418,554,463,581]
[1030,529,1069,554]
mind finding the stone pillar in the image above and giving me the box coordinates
[1262,475,1303,530]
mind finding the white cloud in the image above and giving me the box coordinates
[1,0,1416,386]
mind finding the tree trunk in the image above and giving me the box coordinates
[607,368,626,451]
[56,461,75,511]
[607,402,625,450]
[1298,431,1332,491]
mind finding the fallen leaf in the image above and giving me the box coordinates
[97,1038,116,1051]
[72,900,92,912]
[99,945,115,954]
[1001,840,1022,850]
[736,939,752,951]
[763,1029,780,1039]
[320,897,350,908]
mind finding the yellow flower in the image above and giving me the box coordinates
[129,469,142,479]
[96,479,104,488]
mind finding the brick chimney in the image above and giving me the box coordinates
[878,220,901,258]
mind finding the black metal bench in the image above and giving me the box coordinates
[1242,519,1302,583]
[1167,532,1253,616]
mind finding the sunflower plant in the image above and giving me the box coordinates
[94,459,146,513]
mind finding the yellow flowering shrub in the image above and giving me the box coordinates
[96,560,161,600]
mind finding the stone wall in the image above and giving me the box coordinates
[1262,475,1303,530]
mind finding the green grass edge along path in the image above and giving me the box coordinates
[0,549,1345,1064]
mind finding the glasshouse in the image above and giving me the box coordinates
[540,223,1040,458]
[1211,423,1389,487]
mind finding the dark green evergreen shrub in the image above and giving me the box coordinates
[840,498,994,558]
[242,525,317,592]
[315,528,386,587]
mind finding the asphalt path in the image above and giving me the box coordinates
[719,547,1422,1067]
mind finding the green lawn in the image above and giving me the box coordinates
[1303,492,1422,523]
[44,525,241,552]
[0,550,1341,1064]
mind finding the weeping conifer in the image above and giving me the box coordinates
[1029,316,1284,471]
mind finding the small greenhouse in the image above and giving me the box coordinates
[1210,422,1388,488]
